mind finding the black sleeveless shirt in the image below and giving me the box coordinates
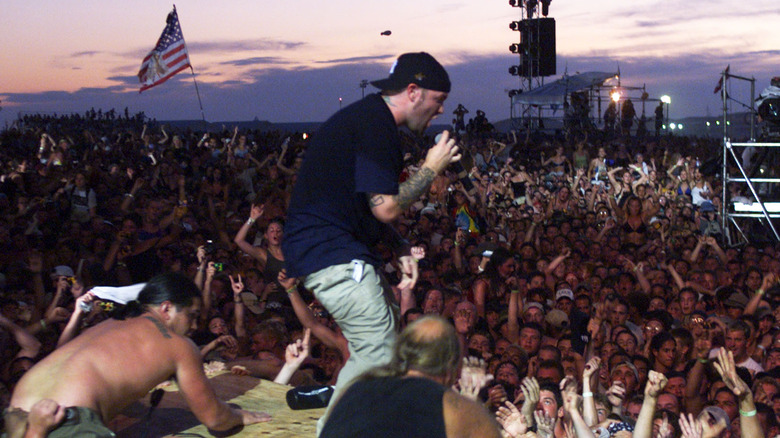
[321,376,447,438]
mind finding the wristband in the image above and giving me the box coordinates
[125,193,134,198]
[511,290,520,294]
[739,409,757,417]
[697,358,709,364]
[234,299,242,304]
[583,392,593,398]
[40,319,47,330]
[286,286,296,294]
[757,288,765,296]
[246,217,256,225]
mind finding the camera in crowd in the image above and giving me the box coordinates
[204,240,217,256]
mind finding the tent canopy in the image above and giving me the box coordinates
[512,71,618,106]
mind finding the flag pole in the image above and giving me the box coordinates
[172,5,206,125]
[189,66,207,124]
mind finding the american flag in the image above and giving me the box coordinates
[138,8,191,92]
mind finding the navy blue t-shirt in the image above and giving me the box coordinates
[283,93,403,277]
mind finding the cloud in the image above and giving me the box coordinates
[749,49,780,56]
[220,57,288,66]
[106,75,141,86]
[70,51,102,58]
[315,54,392,64]
[635,21,664,28]
[187,39,305,53]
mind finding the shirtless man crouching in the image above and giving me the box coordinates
[5,272,270,437]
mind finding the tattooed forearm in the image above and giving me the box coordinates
[395,167,436,210]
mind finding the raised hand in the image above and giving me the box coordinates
[284,328,310,368]
[277,269,297,292]
[397,254,419,291]
[75,292,96,314]
[644,370,668,398]
[606,381,626,408]
[678,413,703,438]
[249,204,264,221]
[229,274,244,299]
[453,309,471,334]
[458,356,493,401]
[559,376,580,414]
[712,347,750,400]
[657,411,673,438]
[410,246,426,261]
[496,401,527,437]
[520,377,540,423]
[534,409,555,438]
[486,384,508,408]
[583,357,601,380]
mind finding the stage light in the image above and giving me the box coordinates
[508,89,523,97]
[660,95,671,104]
[706,121,711,126]
[509,65,521,76]
[716,121,720,125]
[509,0,519,6]
[678,124,684,130]
[541,0,551,16]
[670,123,677,130]
[611,91,621,102]
[509,21,521,31]
[509,43,520,53]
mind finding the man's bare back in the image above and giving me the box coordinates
[10,286,270,434]
[13,315,190,420]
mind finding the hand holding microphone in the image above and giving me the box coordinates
[425,130,461,175]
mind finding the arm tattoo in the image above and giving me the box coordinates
[394,167,436,210]
[144,316,172,339]
[369,194,386,207]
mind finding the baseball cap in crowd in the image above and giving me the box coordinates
[700,406,731,431]
[371,52,451,93]
[555,288,574,302]
[723,292,749,309]
[524,301,545,313]
[545,309,569,330]
[755,306,775,322]
[52,265,74,278]
[610,360,640,382]
[700,201,716,212]
[240,291,263,315]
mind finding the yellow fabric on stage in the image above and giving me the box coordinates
[176,379,323,437]
[114,374,323,437]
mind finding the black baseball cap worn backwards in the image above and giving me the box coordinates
[371,52,451,93]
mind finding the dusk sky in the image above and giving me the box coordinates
[1,1,778,127]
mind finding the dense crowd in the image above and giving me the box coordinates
[1,108,779,437]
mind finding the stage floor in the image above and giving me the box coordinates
[110,373,324,437]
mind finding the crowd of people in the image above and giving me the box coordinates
[1,72,780,437]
